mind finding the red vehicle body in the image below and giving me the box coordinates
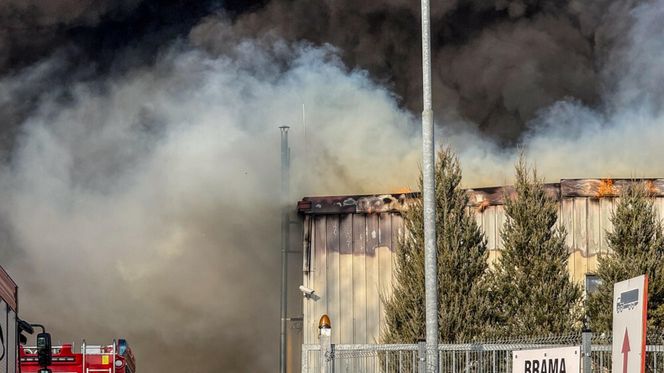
[19,339,136,373]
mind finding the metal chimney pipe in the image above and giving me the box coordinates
[279,125,290,373]
[420,0,438,371]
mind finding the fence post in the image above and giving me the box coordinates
[582,330,592,373]
[319,315,333,373]
[418,340,427,373]
[319,339,333,373]
[329,344,335,373]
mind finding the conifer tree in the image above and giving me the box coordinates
[587,183,664,332]
[488,158,582,337]
[382,147,490,343]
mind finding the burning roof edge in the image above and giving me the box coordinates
[297,178,664,215]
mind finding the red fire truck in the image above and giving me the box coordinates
[19,339,136,373]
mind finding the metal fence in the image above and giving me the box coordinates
[302,333,664,373]
[588,332,664,372]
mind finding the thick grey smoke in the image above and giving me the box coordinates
[0,42,418,372]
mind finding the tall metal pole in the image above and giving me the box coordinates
[420,0,438,372]
[279,125,291,373]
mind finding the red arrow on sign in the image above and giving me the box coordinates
[622,328,631,373]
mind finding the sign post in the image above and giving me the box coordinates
[513,346,581,373]
[612,275,648,373]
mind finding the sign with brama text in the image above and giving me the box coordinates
[513,346,580,373]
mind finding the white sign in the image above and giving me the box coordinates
[513,346,580,373]
[612,275,648,373]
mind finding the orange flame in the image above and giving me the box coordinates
[598,179,615,197]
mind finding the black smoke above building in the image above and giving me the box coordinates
[193,0,620,142]
[0,0,646,144]
[0,0,252,156]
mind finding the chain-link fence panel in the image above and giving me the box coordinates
[302,333,664,373]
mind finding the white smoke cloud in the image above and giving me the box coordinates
[0,42,419,372]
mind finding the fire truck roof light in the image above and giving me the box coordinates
[118,339,128,356]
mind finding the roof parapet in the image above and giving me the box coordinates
[298,179,664,215]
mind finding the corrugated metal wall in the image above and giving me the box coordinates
[301,213,403,345]
[478,197,618,278]
[301,193,664,345]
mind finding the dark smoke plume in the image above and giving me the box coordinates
[0,0,237,157]
[191,0,645,142]
[0,0,141,71]
[0,0,645,144]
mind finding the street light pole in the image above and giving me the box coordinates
[420,0,438,372]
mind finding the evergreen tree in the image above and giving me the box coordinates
[382,147,490,343]
[587,183,664,332]
[488,157,582,337]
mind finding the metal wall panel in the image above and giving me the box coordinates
[600,198,615,255]
[495,205,506,255]
[365,214,380,343]
[326,216,340,345]
[310,215,327,344]
[484,206,497,252]
[587,198,600,273]
[573,198,589,277]
[303,213,399,344]
[338,215,353,344]
[352,214,367,344]
[378,213,392,340]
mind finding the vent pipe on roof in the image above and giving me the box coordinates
[279,126,290,373]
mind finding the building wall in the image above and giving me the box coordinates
[299,180,664,345]
[301,213,402,345]
[479,197,617,281]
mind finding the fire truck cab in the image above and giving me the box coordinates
[20,339,136,373]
